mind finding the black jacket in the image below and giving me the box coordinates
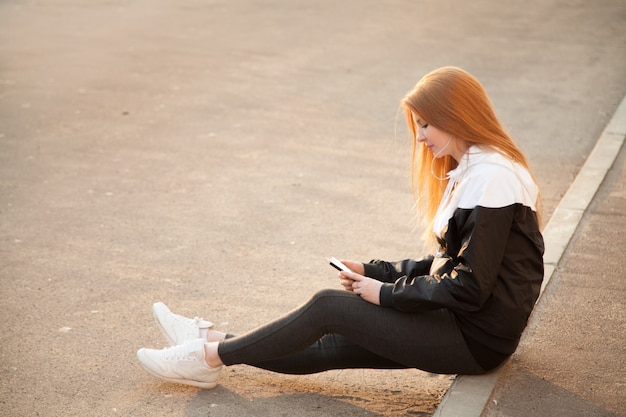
[364,148,544,370]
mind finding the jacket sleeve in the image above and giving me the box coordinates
[363,256,434,283]
[378,205,515,313]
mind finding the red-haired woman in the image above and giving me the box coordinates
[137,67,544,389]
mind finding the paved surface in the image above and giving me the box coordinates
[1,1,625,416]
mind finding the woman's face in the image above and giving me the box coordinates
[412,113,465,162]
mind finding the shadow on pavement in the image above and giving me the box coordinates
[483,365,622,417]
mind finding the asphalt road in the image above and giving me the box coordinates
[1,1,625,416]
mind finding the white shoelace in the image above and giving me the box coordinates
[162,340,203,361]
[173,314,211,329]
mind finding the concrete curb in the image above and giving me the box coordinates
[433,94,626,417]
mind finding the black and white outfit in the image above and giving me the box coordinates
[218,146,544,375]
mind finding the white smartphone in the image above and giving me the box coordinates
[328,257,351,272]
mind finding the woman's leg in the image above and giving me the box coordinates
[213,288,486,375]
[224,333,408,374]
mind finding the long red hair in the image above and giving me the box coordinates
[401,67,541,241]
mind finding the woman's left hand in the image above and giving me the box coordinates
[339,271,382,305]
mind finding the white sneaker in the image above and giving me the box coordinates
[153,302,214,346]
[137,338,221,389]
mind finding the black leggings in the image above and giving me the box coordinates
[218,289,486,375]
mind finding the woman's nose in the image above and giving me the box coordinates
[417,130,426,142]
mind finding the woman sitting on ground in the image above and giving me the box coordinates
[136,66,545,389]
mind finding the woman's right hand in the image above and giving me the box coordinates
[341,260,365,275]
[337,260,365,292]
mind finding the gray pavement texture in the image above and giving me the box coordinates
[1,1,626,417]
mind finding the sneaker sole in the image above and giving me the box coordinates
[137,358,219,390]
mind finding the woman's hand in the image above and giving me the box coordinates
[338,262,382,305]
[341,260,365,275]
[337,260,364,292]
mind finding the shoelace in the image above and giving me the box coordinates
[171,314,204,327]
[191,317,204,325]
[163,342,199,361]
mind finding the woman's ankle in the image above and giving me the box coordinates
[204,342,224,368]
[205,329,227,343]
